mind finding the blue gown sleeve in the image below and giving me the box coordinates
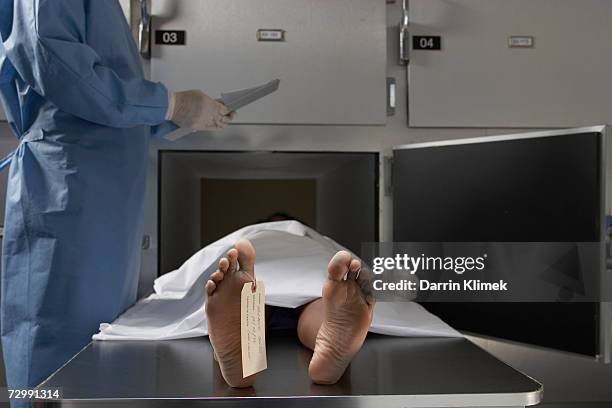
[150,120,179,139]
[3,0,169,128]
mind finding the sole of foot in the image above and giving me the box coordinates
[308,251,375,384]
[205,239,258,388]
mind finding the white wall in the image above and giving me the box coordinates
[119,0,131,20]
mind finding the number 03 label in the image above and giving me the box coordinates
[155,30,187,45]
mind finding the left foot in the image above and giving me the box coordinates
[308,251,374,384]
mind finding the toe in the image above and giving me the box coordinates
[205,280,216,295]
[219,257,230,273]
[356,266,376,306]
[346,259,361,280]
[210,270,225,284]
[235,239,256,275]
[226,249,238,273]
[327,251,352,281]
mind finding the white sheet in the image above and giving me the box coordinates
[93,221,461,340]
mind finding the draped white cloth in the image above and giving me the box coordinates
[93,221,460,340]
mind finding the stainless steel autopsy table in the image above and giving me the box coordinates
[35,332,542,407]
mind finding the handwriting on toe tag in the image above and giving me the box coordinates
[241,281,267,378]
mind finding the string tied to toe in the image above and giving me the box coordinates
[238,261,257,292]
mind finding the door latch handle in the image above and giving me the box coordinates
[399,0,409,65]
[139,0,151,58]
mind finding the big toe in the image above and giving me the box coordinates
[327,251,352,281]
[235,239,256,274]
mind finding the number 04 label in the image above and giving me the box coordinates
[412,35,442,50]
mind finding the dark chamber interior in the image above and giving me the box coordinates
[159,151,378,276]
[393,132,603,356]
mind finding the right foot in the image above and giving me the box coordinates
[308,251,375,384]
[205,239,258,388]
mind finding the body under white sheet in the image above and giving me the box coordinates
[93,221,460,340]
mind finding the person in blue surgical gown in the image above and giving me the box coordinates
[0,1,234,405]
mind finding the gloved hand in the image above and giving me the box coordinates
[166,90,236,130]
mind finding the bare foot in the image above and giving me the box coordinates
[308,251,375,384]
[205,239,258,388]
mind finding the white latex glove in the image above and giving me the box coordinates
[165,90,236,130]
